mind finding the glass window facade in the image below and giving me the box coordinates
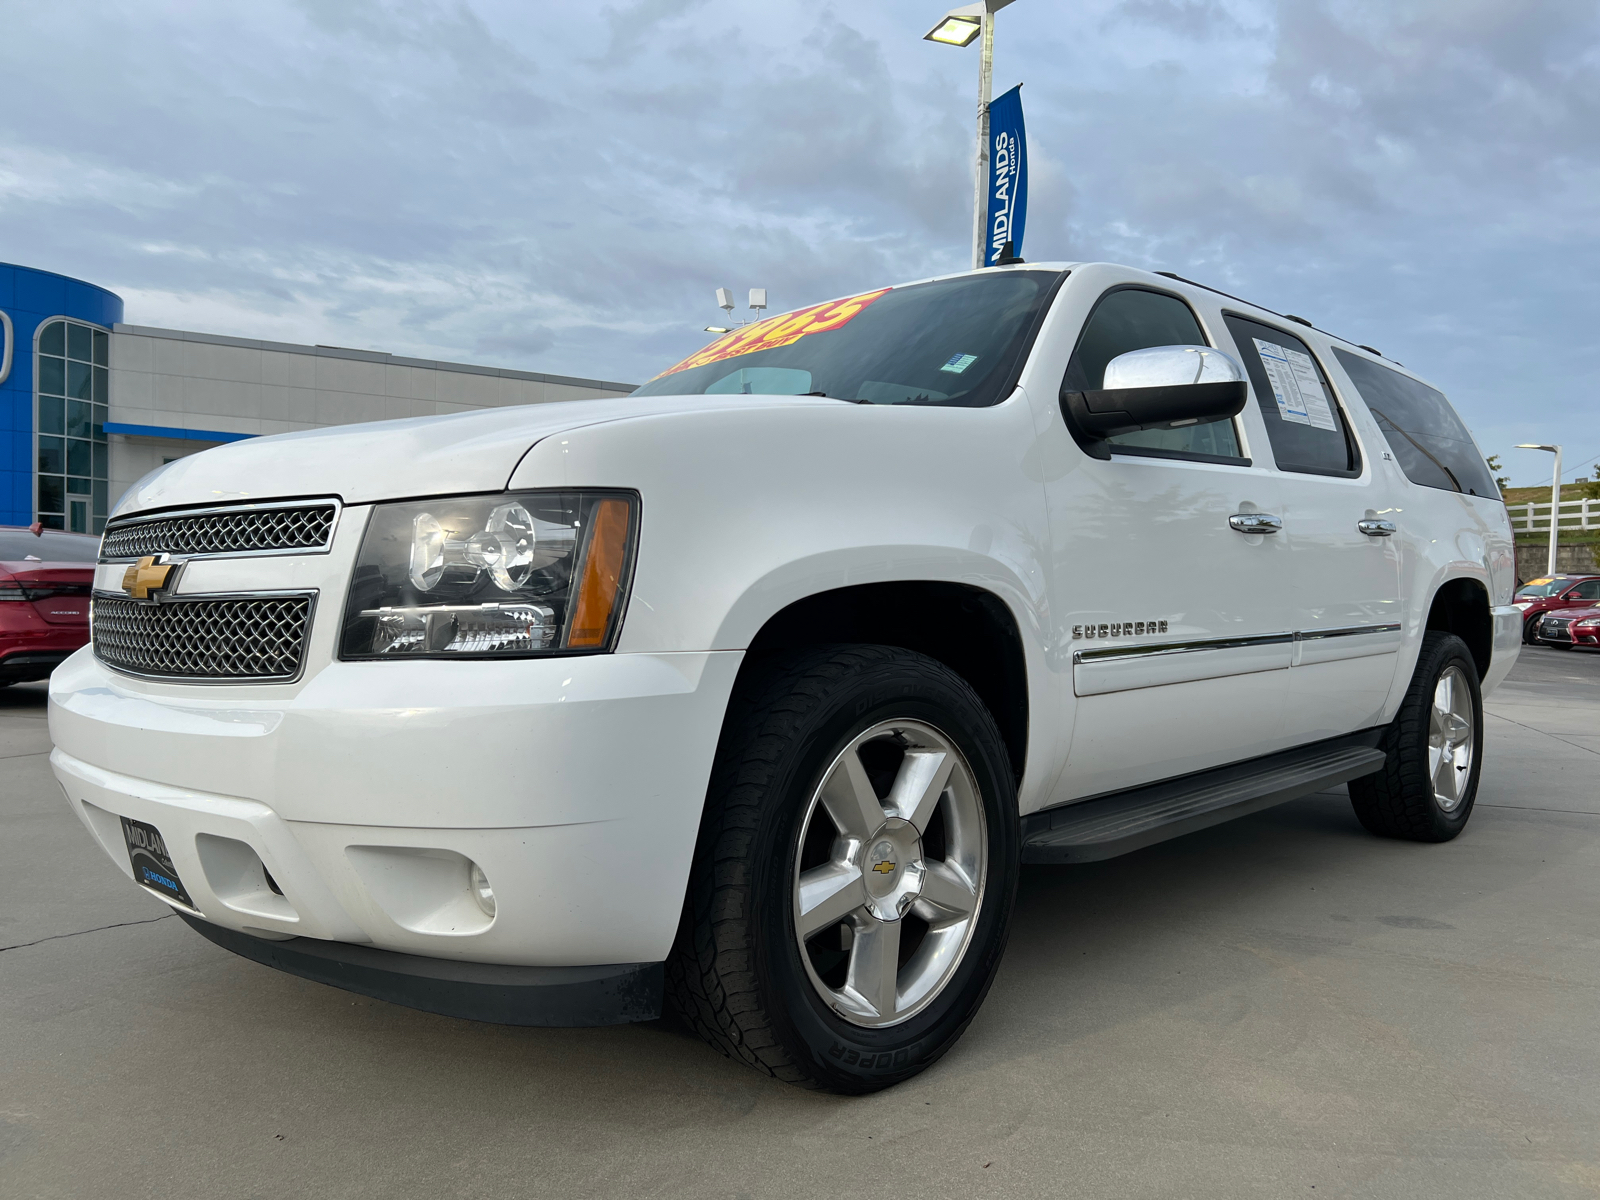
[36,319,109,533]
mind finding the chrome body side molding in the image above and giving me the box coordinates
[1072,624,1404,695]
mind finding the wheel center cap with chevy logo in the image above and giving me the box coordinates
[861,818,925,922]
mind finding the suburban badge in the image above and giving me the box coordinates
[1072,619,1169,640]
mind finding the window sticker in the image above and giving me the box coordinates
[940,353,979,374]
[651,287,892,380]
[1253,338,1337,431]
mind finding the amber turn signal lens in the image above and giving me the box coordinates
[568,498,632,648]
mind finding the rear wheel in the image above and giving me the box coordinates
[666,645,1019,1093]
[1349,632,1482,842]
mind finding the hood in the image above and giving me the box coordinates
[114,392,837,517]
[1551,606,1600,621]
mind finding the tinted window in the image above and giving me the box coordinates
[1567,580,1600,601]
[0,530,100,562]
[634,271,1059,408]
[1063,288,1242,461]
[1332,349,1498,498]
[1224,315,1358,476]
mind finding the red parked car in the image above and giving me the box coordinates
[0,524,99,687]
[1512,575,1600,644]
[1537,605,1600,650]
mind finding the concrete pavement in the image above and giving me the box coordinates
[2,648,1598,1199]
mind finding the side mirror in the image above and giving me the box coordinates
[1060,345,1248,458]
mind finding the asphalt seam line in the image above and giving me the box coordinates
[1479,803,1600,818]
[0,913,174,954]
[1485,711,1600,758]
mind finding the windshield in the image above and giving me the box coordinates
[1516,580,1572,598]
[0,530,100,562]
[634,270,1060,408]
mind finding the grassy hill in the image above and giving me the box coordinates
[1502,480,1600,506]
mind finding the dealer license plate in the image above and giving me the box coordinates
[121,816,198,911]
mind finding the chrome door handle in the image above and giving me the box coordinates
[1228,513,1282,534]
[1357,519,1397,537]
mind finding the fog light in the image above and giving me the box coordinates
[469,861,496,918]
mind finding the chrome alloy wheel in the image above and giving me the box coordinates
[1429,665,1475,813]
[792,720,987,1029]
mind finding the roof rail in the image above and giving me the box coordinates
[1154,271,1387,361]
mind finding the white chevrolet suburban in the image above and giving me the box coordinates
[51,262,1519,1093]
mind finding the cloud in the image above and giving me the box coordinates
[1,0,1597,483]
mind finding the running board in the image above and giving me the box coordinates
[1020,730,1387,864]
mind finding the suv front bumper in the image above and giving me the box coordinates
[49,646,742,998]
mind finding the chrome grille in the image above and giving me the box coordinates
[101,503,337,560]
[1540,617,1573,642]
[92,594,314,681]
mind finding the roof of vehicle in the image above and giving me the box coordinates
[883,260,1429,387]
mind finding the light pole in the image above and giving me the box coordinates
[1516,443,1564,576]
[924,0,1018,270]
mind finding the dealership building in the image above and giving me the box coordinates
[0,263,635,535]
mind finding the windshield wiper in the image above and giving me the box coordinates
[804,391,869,404]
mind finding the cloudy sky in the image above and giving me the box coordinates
[3,0,1597,486]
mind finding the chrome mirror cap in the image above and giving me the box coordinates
[1102,345,1244,390]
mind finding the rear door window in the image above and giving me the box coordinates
[1332,348,1498,498]
[1224,315,1360,477]
[1063,288,1243,463]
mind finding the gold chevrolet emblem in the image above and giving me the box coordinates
[872,860,896,875]
[121,556,177,600]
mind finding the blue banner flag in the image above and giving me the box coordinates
[983,84,1027,267]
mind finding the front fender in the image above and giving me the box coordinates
[506,400,1062,812]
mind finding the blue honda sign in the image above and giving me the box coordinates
[984,84,1027,266]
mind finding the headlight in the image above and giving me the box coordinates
[1512,601,1533,610]
[340,491,637,660]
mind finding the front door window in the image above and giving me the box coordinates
[1063,287,1244,462]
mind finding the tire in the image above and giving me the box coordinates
[1523,616,1542,645]
[666,645,1019,1093]
[1348,631,1482,842]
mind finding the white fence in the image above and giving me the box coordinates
[1509,497,1600,534]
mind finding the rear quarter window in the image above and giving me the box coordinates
[1332,349,1498,498]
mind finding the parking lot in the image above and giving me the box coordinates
[3,647,1598,1200]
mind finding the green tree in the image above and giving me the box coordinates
[1486,454,1510,492]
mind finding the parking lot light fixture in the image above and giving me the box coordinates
[924,12,982,45]
[1516,443,1564,576]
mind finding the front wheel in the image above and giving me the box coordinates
[1349,631,1482,842]
[666,645,1019,1093]
[1523,616,1543,645]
